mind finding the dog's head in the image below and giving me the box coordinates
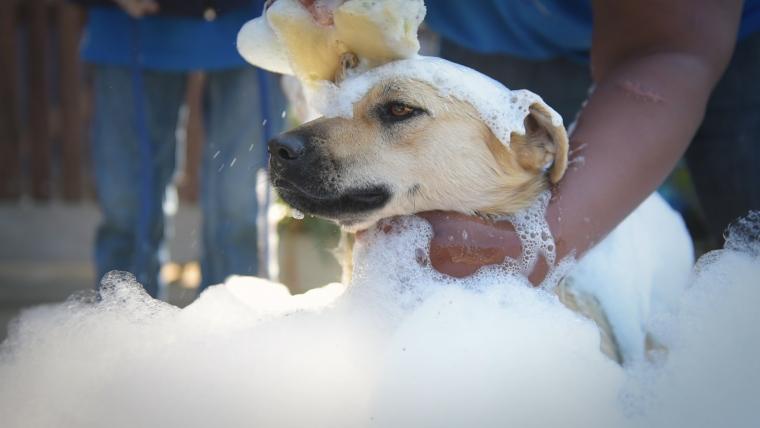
[269,63,568,231]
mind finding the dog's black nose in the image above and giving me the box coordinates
[268,133,305,161]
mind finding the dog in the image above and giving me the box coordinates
[266,57,693,364]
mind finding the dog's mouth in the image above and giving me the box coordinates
[272,176,391,225]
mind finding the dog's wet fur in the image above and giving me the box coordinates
[268,78,568,231]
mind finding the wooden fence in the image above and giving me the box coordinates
[0,0,203,203]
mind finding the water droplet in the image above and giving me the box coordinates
[212,150,221,159]
[262,119,268,126]
[291,209,304,220]
[230,158,237,167]
[280,111,287,119]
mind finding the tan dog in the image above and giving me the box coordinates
[267,58,692,365]
[269,78,567,231]
[267,77,624,353]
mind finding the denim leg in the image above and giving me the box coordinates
[686,32,760,244]
[199,68,285,288]
[90,65,186,297]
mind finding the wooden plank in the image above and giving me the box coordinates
[177,72,205,203]
[57,2,85,201]
[0,0,22,199]
[81,67,97,200]
[27,0,52,200]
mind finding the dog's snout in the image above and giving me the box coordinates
[268,133,305,161]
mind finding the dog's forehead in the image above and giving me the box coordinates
[371,78,426,95]
[307,56,563,147]
[361,78,441,105]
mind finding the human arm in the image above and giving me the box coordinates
[420,0,743,283]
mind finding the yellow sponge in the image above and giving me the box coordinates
[237,0,426,83]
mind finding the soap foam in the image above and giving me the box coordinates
[623,212,760,428]
[238,0,426,82]
[495,191,565,284]
[307,56,563,148]
[237,15,293,75]
[0,216,623,428]
[2,214,760,427]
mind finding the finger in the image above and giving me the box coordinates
[141,0,159,14]
[122,4,143,17]
[113,0,139,17]
[117,0,159,18]
[354,218,399,242]
[298,0,341,25]
[417,211,517,233]
[528,255,549,287]
[415,248,429,267]
[417,210,481,224]
[428,244,481,278]
[375,216,408,235]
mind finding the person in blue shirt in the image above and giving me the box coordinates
[80,0,283,297]
[419,1,760,280]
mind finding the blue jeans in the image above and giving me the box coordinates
[91,66,283,297]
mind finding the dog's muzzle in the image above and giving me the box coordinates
[268,132,306,163]
[267,131,391,221]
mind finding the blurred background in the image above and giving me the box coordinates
[0,0,343,340]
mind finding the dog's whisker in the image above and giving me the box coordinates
[567,156,585,167]
[568,142,588,156]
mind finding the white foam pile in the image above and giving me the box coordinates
[622,212,760,428]
[1,212,759,428]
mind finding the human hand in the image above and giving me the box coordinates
[113,0,159,18]
[297,0,343,26]
[355,211,550,285]
[416,211,549,285]
[266,0,338,24]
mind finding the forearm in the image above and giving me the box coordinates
[421,1,743,283]
[421,54,729,283]
[548,52,722,262]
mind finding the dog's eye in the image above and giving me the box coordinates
[389,103,414,117]
[378,102,423,124]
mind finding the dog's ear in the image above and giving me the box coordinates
[509,104,569,184]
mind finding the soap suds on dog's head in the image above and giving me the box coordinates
[2,214,760,428]
[308,56,564,148]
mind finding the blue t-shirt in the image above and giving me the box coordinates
[425,0,760,60]
[81,2,263,71]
